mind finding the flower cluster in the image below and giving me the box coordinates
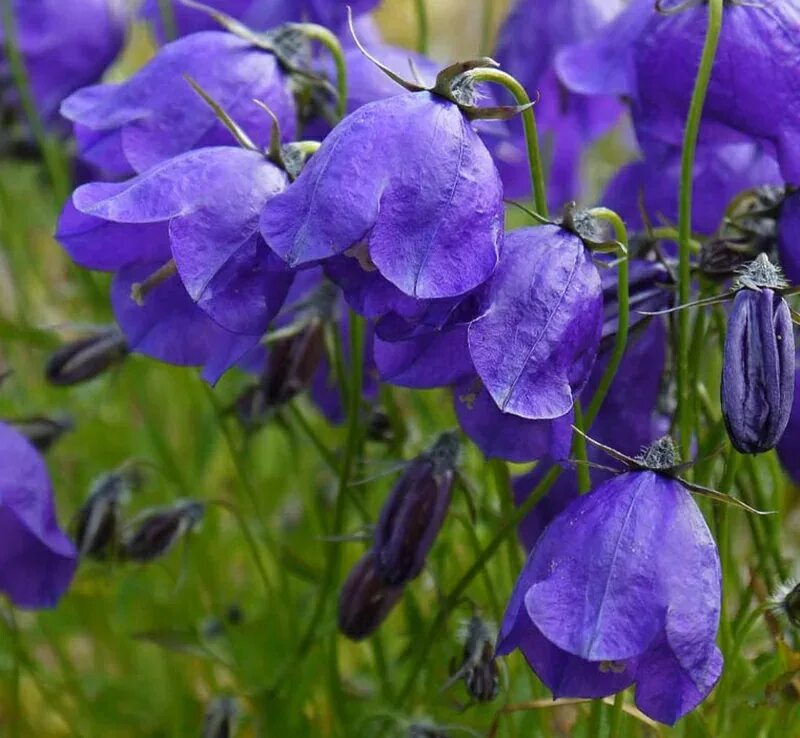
[4,0,800,729]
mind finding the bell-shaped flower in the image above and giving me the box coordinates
[721,280,795,454]
[0,0,129,128]
[261,38,510,300]
[492,0,625,203]
[0,422,77,609]
[498,448,723,725]
[61,31,296,176]
[557,0,800,183]
[56,146,294,382]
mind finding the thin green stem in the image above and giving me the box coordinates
[157,0,178,41]
[585,209,630,428]
[413,0,429,55]
[573,402,591,493]
[677,0,724,460]
[466,68,548,218]
[608,691,626,738]
[286,401,339,473]
[480,0,494,56]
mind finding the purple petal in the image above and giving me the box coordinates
[778,191,800,284]
[468,226,602,420]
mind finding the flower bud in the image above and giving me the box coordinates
[72,466,142,560]
[8,415,73,452]
[45,327,128,386]
[373,433,459,586]
[201,696,237,738]
[722,288,795,453]
[337,553,403,641]
[455,617,500,703]
[771,580,800,628]
[121,500,204,563]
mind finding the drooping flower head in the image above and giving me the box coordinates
[499,437,724,725]
[261,31,515,301]
[721,255,795,454]
[61,30,296,176]
[0,0,129,129]
[492,0,625,204]
[56,146,294,382]
[557,0,800,183]
[0,422,77,609]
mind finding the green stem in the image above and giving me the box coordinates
[573,402,591,493]
[677,0,724,460]
[0,0,70,202]
[286,401,339,473]
[608,691,626,738]
[480,0,494,56]
[413,0,429,55]
[157,0,178,41]
[300,24,348,120]
[465,68,548,218]
[585,208,630,428]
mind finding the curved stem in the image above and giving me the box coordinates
[677,0,724,460]
[465,68,548,218]
[300,24,348,120]
[573,401,591,493]
[413,0,429,55]
[585,208,630,427]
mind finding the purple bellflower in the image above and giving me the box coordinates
[61,31,296,176]
[0,0,129,128]
[556,0,800,184]
[141,0,379,39]
[56,146,294,383]
[499,437,723,725]
[493,0,624,204]
[261,40,511,301]
[721,256,795,454]
[0,422,77,609]
[373,433,458,586]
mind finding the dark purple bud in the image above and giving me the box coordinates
[121,500,204,563]
[373,433,459,586]
[366,409,396,444]
[201,696,237,738]
[337,553,403,641]
[7,415,73,452]
[72,465,142,560]
[45,326,128,386]
[722,287,795,454]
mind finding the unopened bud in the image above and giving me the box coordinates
[121,500,204,563]
[8,415,73,452]
[201,696,237,738]
[45,326,128,386]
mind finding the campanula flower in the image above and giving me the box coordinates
[0,421,77,609]
[56,146,294,382]
[61,31,296,176]
[373,433,458,586]
[557,0,800,183]
[141,0,379,39]
[261,65,505,299]
[721,279,794,454]
[0,0,129,128]
[468,226,602,420]
[499,442,723,725]
[493,0,624,203]
[338,553,403,641]
[778,190,800,284]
